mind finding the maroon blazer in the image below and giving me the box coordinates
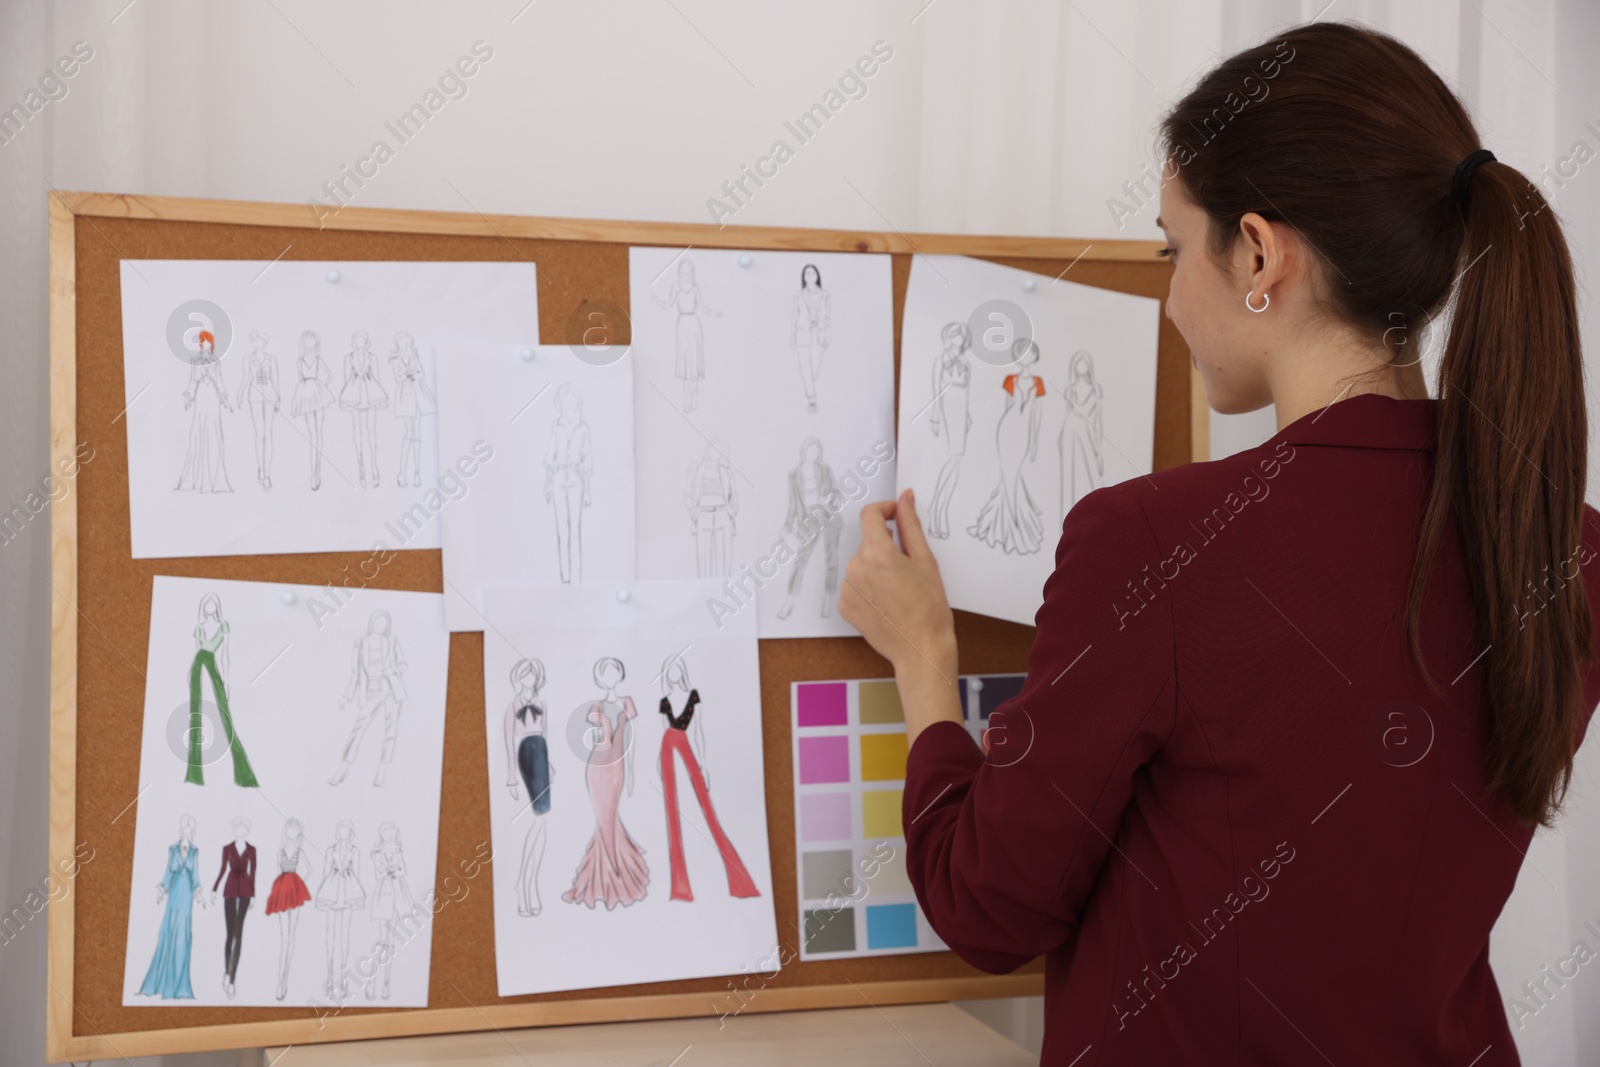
[213,841,256,898]
[904,395,1600,1065]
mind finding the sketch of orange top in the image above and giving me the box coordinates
[1002,373,1047,397]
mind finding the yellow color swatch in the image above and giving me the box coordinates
[862,788,904,838]
[860,732,909,782]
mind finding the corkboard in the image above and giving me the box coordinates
[46,192,1196,1059]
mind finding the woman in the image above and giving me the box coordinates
[791,263,831,412]
[927,321,973,539]
[339,330,388,488]
[290,329,336,490]
[840,23,1600,1065]
[329,609,408,787]
[1058,349,1104,522]
[544,384,592,584]
[176,330,233,493]
[209,816,256,999]
[315,819,365,1000]
[966,337,1046,555]
[563,657,649,910]
[389,331,435,488]
[137,815,204,999]
[652,259,721,412]
[265,817,315,1001]
[184,593,258,787]
[365,822,413,1000]
[504,657,553,917]
[657,653,759,901]
[235,329,280,490]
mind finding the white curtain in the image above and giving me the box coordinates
[2,3,1595,1063]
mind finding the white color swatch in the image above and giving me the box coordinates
[629,247,897,638]
[119,260,538,558]
[480,579,777,997]
[896,254,1160,625]
[435,344,636,632]
[122,576,451,1008]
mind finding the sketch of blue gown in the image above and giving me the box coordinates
[138,841,200,999]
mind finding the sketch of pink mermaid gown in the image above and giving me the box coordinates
[564,693,649,910]
[968,340,1047,556]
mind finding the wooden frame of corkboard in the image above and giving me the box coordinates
[46,189,1203,1060]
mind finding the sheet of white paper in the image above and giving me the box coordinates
[629,248,897,638]
[896,254,1160,625]
[435,344,636,631]
[119,261,538,558]
[121,576,451,1008]
[480,580,777,997]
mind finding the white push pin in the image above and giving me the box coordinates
[326,268,341,284]
[969,677,984,692]
[738,254,752,269]
[1022,277,1037,293]
[519,347,535,362]
[616,588,631,603]
[280,590,297,606]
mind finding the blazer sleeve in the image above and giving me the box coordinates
[901,483,1178,972]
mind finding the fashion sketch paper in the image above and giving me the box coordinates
[896,254,1160,625]
[118,260,538,558]
[479,579,777,997]
[122,575,451,1008]
[435,344,636,632]
[628,248,897,638]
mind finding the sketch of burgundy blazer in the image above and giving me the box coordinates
[213,841,257,898]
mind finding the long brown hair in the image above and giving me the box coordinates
[1161,22,1590,826]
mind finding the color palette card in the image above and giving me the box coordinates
[789,672,1024,960]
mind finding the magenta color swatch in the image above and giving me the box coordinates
[796,682,849,727]
[798,735,851,784]
[800,792,853,842]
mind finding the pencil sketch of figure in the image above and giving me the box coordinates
[315,819,365,1001]
[330,610,408,786]
[545,384,592,584]
[388,331,436,488]
[185,593,259,787]
[176,329,233,493]
[1060,350,1105,522]
[290,330,336,491]
[265,817,315,1001]
[657,653,759,902]
[365,822,413,1000]
[791,264,831,412]
[137,814,205,999]
[927,322,973,539]
[968,338,1047,556]
[339,330,388,488]
[777,437,842,621]
[684,438,738,578]
[563,657,649,910]
[504,658,553,917]
[652,259,721,412]
[209,816,256,999]
[235,330,280,490]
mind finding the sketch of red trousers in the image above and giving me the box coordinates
[659,728,759,901]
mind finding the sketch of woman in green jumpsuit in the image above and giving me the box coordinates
[185,593,259,787]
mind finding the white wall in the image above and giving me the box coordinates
[3,2,1597,1063]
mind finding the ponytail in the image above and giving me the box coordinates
[1407,160,1592,827]
[1161,21,1592,826]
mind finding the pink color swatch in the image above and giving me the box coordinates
[800,792,853,842]
[796,682,849,727]
[798,735,850,784]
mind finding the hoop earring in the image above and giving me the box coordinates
[1245,290,1270,313]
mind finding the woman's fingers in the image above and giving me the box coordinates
[858,499,897,544]
[892,488,934,562]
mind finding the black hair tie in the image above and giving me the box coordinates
[1452,149,1496,202]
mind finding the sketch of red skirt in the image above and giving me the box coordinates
[264,871,311,914]
[660,727,759,901]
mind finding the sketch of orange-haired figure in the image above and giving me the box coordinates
[176,329,234,493]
